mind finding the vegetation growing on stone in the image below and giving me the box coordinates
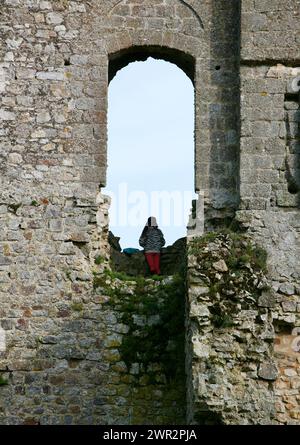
[93,266,187,423]
[94,271,186,381]
[94,255,105,265]
[0,375,8,386]
[188,231,220,253]
[189,229,268,272]
[122,276,185,379]
[210,307,235,329]
[93,268,136,288]
[189,229,269,328]
[7,203,22,214]
[71,303,83,312]
[187,229,279,424]
[65,269,72,280]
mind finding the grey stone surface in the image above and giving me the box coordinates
[0,0,299,426]
[258,361,279,381]
[186,233,281,425]
[241,0,300,61]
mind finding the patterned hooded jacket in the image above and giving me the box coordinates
[139,227,165,253]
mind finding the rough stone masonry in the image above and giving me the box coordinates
[0,0,299,425]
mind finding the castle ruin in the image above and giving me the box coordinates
[0,0,299,425]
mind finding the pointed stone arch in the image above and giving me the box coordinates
[100,32,204,194]
[85,0,240,211]
[108,44,195,84]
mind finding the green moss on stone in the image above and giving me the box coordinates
[71,303,83,312]
[97,272,186,385]
[189,232,219,254]
[8,203,22,213]
[94,255,105,265]
[189,228,268,329]
[92,255,187,423]
[0,375,9,386]
[65,270,72,280]
[189,228,267,271]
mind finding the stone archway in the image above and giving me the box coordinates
[0,0,244,426]
[108,45,196,84]
[105,50,195,272]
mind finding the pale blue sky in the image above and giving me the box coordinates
[103,58,195,249]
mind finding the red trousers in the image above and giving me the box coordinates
[145,252,161,275]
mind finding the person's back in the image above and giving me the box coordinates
[139,217,165,275]
[139,226,165,253]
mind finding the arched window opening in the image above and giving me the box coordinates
[109,46,195,85]
[103,52,196,274]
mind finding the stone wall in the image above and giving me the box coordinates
[240,65,300,210]
[0,193,111,424]
[235,210,300,424]
[0,251,186,424]
[238,0,300,423]
[0,0,299,425]
[241,0,300,61]
[110,236,187,277]
[0,0,242,210]
[187,213,300,424]
[186,231,277,425]
[91,272,186,425]
[274,329,300,424]
[0,187,186,424]
[186,214,300,424]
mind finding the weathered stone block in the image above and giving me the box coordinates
[0,0,299,427]
[0,110,15,121]
[46,12,64,25]
[279,283,295,296]
[258,291,277,308]
[36,71,64,81]
[258,361,279,381]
